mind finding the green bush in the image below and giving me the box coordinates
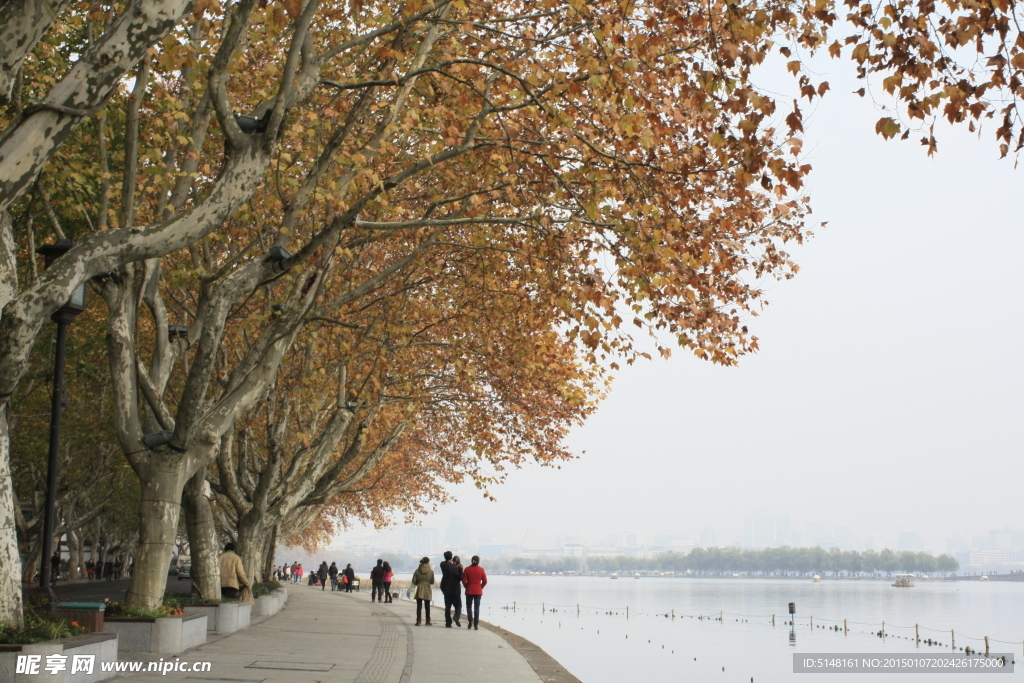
[162,592,226,608]
[252,580,281,598]
[0,608,88,645]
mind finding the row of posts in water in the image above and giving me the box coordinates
[504,601,1000,656]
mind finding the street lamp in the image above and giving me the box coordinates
[35,240,87,606]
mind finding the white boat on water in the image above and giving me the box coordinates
[610,572,618,579]
[812,575,821,583]
[892,574,915,588]
[634,573,641,579]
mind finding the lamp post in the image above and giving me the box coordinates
[35,240,87,606]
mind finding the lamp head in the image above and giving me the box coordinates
[36,239,75,269]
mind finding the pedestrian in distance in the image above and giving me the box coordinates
[290,561,299,584]
[343,563,355,592]
[50,552,61,585]
[218,542,249,600]
[412,557,434,626]
[371,559,385,602]
[296,563,304,585]
[329,561,339,591]
[382,561,394,603]
[462,555,487,630]
[113,556,123,580]
[103,558,114,581]
[318,561,329,590]
[86,559,95,581]
[440,551,464,628]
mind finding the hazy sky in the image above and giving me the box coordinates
[338,53,1024,555]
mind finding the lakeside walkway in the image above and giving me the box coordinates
[113,584,580,683]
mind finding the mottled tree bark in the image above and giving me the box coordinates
[0,407,22,626]
[182,467,220,600]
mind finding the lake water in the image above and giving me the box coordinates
[419,576,1024,682]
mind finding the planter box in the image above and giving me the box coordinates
[183,602,251,634]
[0,632,117,683]
[103,614,206,654]
[56,603,105,633]
[253,594,279,617]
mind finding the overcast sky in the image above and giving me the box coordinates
[337,53,1024,555]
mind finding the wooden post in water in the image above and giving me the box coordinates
[882,621,885,637]
[951,630,954,649]
[772,614,775,626]
[985,636,989,656]
[810,616,813,629]
[542,602,545,613]
[915,624,919,645]
[671,609,675,619]
[577,604,580,616]
[720,610,723,623]
[844,619,847,635]
[514,601,516,613]
[626,606,629,619]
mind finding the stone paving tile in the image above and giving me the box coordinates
[113,585,546,683]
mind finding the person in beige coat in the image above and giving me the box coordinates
[219,542,249,599]
[411,556,435,626]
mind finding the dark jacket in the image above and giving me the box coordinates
[440,560,463,596]
[318,562,329,579]
[344,566,355,582]
[370,563,384,582]
[328,563,338,577]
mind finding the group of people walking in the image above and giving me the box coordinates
[411,552,487,629]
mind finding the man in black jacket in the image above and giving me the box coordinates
[439,551,463,627]
[328,562,339,591]
[370,559,385,602]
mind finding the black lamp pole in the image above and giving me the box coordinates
[35,240,86,607]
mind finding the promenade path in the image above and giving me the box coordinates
[113,584,580,683]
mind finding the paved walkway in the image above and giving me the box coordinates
[113,585,580,683]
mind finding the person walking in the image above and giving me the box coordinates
[329,561,339,591]
[103,557,114,582]
[440,551,464,627]
[50,552,62,585]
[412,557,435,626]
[462,555,487,630]
[382,561,394,603]
[290,562,298,584]
[370,559,385,602]
[218,542,249,600]
[343,563,355,592]
[296,564,304,585]
[85,559,95,581]
[318,561,329,590]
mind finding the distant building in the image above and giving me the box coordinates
[947,535,970,553]
[405,527,440,557]
[445,516,471,550]
[699,526,717,547]
[898,532,924,552]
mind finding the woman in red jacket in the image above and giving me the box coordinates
[461,555,488,630]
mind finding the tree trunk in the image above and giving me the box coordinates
[20,523,41,583]
[68,530,82,579]
[0,406,23,627]
[261,524,279,583]
[125,464,187,609]
[236,512,266,587]
[182,467,220,600]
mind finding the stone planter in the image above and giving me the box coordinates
[253,594,279,617]
[103,614,206,654]
[183,602,250,634]
[0,632,118,683]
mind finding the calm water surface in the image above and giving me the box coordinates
[416,576,1024,683]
